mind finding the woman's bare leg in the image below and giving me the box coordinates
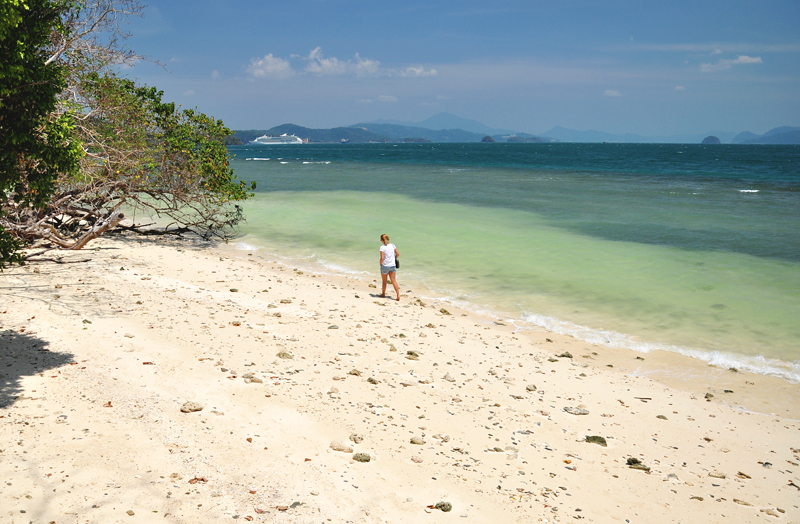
[389,271,400,300]
[381,273,388,297]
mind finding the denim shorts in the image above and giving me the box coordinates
[380,265,396,274]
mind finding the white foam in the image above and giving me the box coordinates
[738,189,759,193]
[314,258,371,276]
[280,161,289,164]
[245,158,270,161]
[234,242,259,251]
[518,311,800,383]
[302,161,331,164]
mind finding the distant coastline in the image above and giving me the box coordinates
[228,113,799,145]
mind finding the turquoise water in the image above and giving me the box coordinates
[228,143,800,380]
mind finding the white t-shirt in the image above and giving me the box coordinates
[380,243,396,267]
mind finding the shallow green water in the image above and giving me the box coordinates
[229,143,800,380]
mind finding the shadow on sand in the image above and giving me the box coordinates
[0,330,75,408]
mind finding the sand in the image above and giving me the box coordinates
[1,234,798,523]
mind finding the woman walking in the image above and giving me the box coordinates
[379,234,400,301]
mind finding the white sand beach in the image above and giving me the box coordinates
[1,234,798,523]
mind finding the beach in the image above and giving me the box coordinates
[1,234,798,523]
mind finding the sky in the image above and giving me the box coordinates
[122,0,800,136]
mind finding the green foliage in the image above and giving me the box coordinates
[0,0,30,36]
[0,0,81,268]
[81,74,251,199]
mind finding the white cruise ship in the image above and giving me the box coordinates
[251,133,304,145]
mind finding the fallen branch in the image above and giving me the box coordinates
[67,210,124,250]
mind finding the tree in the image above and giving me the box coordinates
[8,74,255,252]
[0,0,82,267]
[1,0,254,265]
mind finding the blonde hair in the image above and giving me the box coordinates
[380,234,390,242]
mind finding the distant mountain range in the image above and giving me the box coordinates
[232,113,799,145]
[371,112,518,136]
[732,126,800,144]
[232,119,551,144]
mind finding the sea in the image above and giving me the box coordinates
[226,143,800,382]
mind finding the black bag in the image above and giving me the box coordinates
[395,257,399,269]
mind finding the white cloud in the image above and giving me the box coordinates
[604,89,622,97]
[711,49,723,55]
[211,70,220,79]
[304,47,380,77]
[700,55,762,72]
[246,54,295,79]
[674,85,685,91]
[377,95,398,103]
[245,48,440,81]
[401,66,438,77]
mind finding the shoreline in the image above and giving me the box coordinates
[222,239,800,419]
[2,234,798,523]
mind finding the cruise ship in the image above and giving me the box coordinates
[251,133,304,145]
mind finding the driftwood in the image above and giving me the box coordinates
[67,210,124,250]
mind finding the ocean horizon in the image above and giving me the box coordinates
[228,142,800,382]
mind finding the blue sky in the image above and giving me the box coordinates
[124,1,800,135]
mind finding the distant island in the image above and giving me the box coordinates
[701,136,721,144]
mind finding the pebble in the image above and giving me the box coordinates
[330,440,354,453]
[626,457,650,471]
[328,325,339,329]
[353,452,371,462]
[526,384,537,392]
[277,351,293,359]
[349,433,364,444]
[126,510,135,516]
[410,437,425,445]
[435,501,453,512]
[443,373,456,382]
[411,455,424,463]
[180,401,203,413]
[564,407,589,416]
[709,471,726,479]
[280,299,292,304]
[585,435,607,447]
